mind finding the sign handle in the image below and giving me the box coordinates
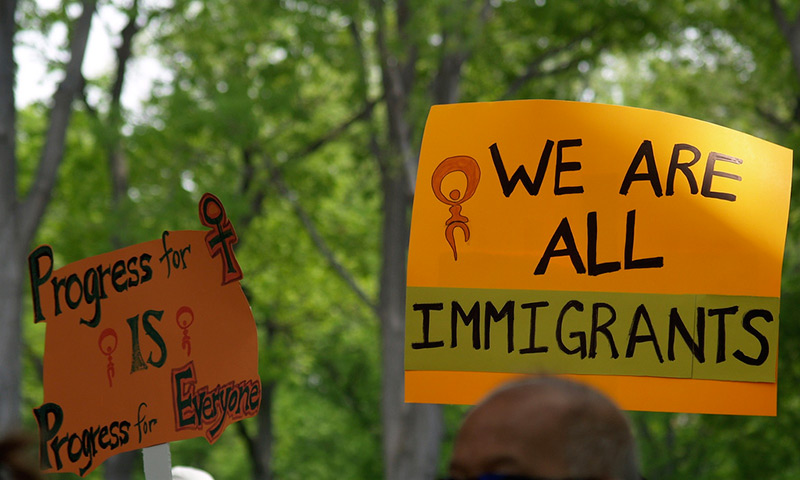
[143,443,172,480]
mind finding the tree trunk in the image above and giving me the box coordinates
[101,6,141,476]
[0,0,96,437]
[0,243,24,437]
[379,166,444,480]
[372,2,492,478]
[252,381,274,480]
[0,0,21,437]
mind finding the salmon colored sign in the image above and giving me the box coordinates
[30,193,260,476]
[405,100,792,415]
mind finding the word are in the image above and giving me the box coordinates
[29,245,153,327]
[33,402,131,476]
[410,299,773,366]
[172,362,261,441]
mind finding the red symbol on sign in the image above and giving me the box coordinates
[176,306,194,356]
[98,329,118,387]
[431,156,481,260]
[199,192,243,285]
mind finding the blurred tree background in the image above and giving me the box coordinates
[2,0,800,479]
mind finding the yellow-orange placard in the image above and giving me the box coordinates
[405,100,792,416]
[30,193,260,476]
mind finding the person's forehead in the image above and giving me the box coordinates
[480,384,574,420]
[449,389,570,477]
[464,389,569,445]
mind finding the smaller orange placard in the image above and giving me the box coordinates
[30,193,260,476]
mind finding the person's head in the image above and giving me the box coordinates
[447,376,639,480]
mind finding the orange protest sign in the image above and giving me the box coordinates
[405,100,792,415]
[30,193,260,476]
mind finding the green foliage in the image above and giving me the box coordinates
[14,1,800,479]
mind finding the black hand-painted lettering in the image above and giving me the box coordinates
[620,140,663,197]
[451,301,481,349]
[624,210,663,270]
[667,307,705,362]
[489,141,554,197]
[143,310,167,368]
[666,143,700,195]
[80,267,102,327]
[535,217,586,275]
[702,152,742,202]
[127,314,148,373]
[520,301,549,354]
[556,300,586,358]
[625,304,664,363]
[733,309,773,366]
[485,301,515,353]
[590,302,618,359]
[29,245,53,323]
[411,303,445,349]
[587,212,621,276]
[554,139,583,195]
[708,306,739,363]
[33,402,64,470]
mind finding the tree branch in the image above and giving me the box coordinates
[110,0,141,113]
[293,99,377,159]
[348,17,388,180]
[431,0,493,105]
[235,419,256,461]
[265,159,378,315]
[371,0,417,194]
[21,0,97,243]
[756,104,793,131]
[232,102,382,317]
[315,351,374,430]
[502,28,596,100]
[107,0,143,237]
[78,75,99,118]
[396,0,418,95]
[239,100,378,231]
[769,0,792,38]
[239,146,266,231]
[770,0,800,88]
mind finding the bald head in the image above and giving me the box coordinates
[449,377,639,480]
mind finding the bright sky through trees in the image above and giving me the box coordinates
[14,0,169,110]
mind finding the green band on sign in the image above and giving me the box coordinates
[405,287,778,383]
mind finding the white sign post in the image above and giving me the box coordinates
[143,444,172,480]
